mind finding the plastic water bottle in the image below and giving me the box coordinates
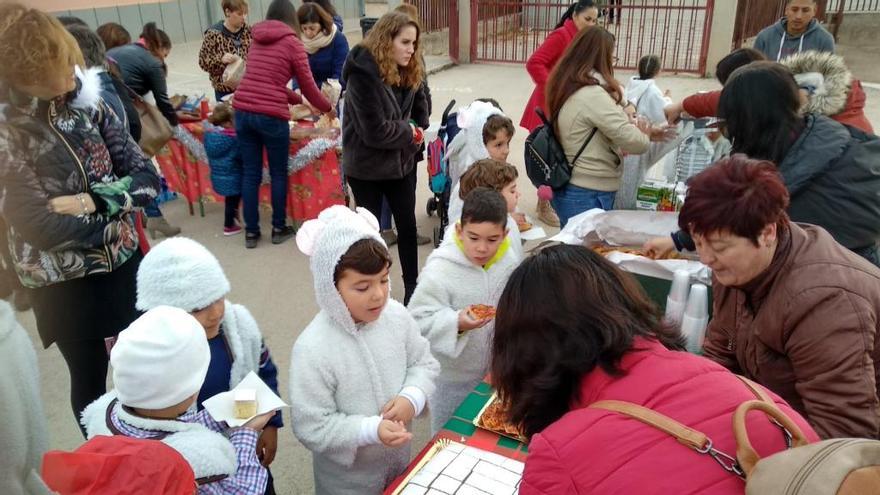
[665,270,691,328]
[681,284,710,353]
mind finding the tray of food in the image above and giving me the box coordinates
[391,439,524,495]
[591,243,687,260]
[473,393,528,444]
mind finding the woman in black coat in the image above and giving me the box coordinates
[342,12,429,303]
[106,22,182,239]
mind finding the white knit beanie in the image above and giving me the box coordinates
[111,306,210,409]
[136,237,231,312]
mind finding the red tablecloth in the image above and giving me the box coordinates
[155,122,345,224]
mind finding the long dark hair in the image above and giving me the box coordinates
[556,0,597,29]
[491,244,684,438]
[97,22,131,51]
[266,0,300,32]
[302,0,337,18]
[546,26,621,122]
[140,22,171,58]
[718,61,802,165]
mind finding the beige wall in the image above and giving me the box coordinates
[33,0,169,12]
[704,0,738,78]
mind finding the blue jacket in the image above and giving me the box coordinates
[305,29,350,90]
[204,128,243,196]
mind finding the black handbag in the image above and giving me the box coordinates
[524,108,597,189]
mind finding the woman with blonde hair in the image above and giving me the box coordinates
[342,11,429,304]
[0,3,159,434]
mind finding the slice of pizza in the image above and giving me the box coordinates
[468,304,497,321]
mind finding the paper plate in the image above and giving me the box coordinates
[202,371,288,427]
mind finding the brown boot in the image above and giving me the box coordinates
[536,199,560,228]
[146,216,182,239]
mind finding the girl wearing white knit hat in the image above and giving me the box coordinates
[135,236,284,493]
[289,205,439,494]
[81,306,274,494]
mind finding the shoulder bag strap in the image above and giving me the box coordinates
[736,375,795,447]
[590,399,746,478]
[590,400,710,451]
[571,127,598,164]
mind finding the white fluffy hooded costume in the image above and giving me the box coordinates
[289,206,440,495]
[0,301,52,495]
[135,237,264,390]
[446,101,504,187]
[408,228,520,434]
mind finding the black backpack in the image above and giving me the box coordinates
[524,108,597,189]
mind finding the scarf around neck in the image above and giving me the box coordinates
[302,24,337,55]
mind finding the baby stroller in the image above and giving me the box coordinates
[425,99,462,247]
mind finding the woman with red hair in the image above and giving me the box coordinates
[679,155,880,440]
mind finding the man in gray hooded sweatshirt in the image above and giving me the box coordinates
[754,0,835,62]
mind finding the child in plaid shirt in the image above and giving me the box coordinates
[135,237,284,494]
[81,307,273,494]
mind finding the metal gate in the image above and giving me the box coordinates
[470,0,716,74]
[405,0,460,63]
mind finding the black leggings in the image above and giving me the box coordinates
[56,338,111,437]
[347,167,419,303]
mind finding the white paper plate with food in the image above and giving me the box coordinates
[203,371,288,427]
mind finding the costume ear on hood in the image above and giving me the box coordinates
[446,100,506,182]
[298,206,387,334]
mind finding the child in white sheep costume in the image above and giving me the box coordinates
[408,188,521,434]
[81,307,270,494]
[135,237,284,477]
[289,206,439,495]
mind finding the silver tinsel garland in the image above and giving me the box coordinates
[175,124,339,185]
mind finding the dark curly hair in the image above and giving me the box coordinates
[491,244,684,438]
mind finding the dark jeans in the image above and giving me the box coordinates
[380,196,393,230]
[144,198,162,218]
[235,110,290,233]
[225,194,241,228]
[551,183,616,227]
[348,167,419,302]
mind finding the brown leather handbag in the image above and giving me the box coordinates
[590,377,880,494]
[130,94,173,157]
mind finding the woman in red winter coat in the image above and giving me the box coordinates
[233,0,332,249]
[491,244,819,495]
[520,0,600,131]
[520,1,600,226]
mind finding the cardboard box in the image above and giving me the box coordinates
[636,181,678,211]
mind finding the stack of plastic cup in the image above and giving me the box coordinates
[665,270,691,328]
[681,284,710,353]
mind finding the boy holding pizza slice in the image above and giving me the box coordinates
[408,188,521,433]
